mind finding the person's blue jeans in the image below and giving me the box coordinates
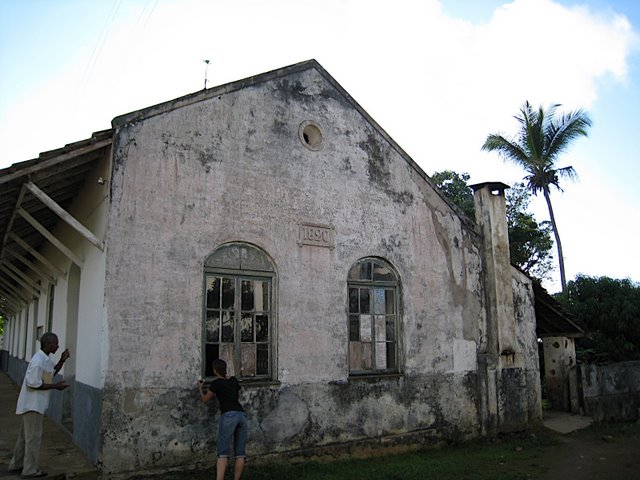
[217,411,247,458]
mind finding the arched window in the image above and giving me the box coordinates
[348,258,399,374]
[203,243,275,380]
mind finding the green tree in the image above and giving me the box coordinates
[431,170,475,218]
[557,275,640,363]
[506,184,554,280]
[432,171,553,281]
[482,101,592,291]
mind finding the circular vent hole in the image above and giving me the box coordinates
[299,121,323,150]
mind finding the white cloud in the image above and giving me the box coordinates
[0,0,638,289]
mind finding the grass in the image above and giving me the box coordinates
[242,432,559,480]
[148,423,640,480]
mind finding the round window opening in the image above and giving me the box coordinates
[299,121,323,151]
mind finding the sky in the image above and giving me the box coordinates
[0,0,639,293]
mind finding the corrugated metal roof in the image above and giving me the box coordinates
[0,129,113,316]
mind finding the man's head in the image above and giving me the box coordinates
[212,359,227,377]
[40,332,59,354]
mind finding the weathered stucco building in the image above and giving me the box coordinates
[0,60,541,477]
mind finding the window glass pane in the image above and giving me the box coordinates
[360,315,372,342]
[349,315,359,341]
[348,263,361,280]
[241,343,256,377]
[255,281,268,311]
[241,313,253,342]
[222,277,235,309]
[375,342,387,369]
[373,289,385,314]
[386,343,396,370]
[239,246,274,272]
[385,290,395,314]
[255,314,269,342]
[257,344,269,375]
[359,288,370,314]
[241,280,254,311]
[206,245,240,269]
[348,262,373,281]
[206,277,221,309]
[206,311,220,343]
[348,288,359,313]
[205,344,219,377]
[373,262,395,281]
[386,317,396,341]
[221,311,235,342]
[375,315,386,341]
[359,262,372,281]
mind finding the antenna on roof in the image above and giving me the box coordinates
[203,60,211,89]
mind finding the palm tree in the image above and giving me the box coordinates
[482,101,592,292]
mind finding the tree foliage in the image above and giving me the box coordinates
[506,184,554,280]
[432,171,553,280]
[557,275,640,363]
[431,170,475,219]
[482,101,592,291]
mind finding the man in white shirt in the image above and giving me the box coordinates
[8,332,70,478]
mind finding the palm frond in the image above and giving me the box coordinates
[482,134,530,167]
[546,109,592,159]
[555,165,578,182]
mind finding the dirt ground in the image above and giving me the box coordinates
[534,426,640,480]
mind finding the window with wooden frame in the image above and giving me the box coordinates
[348,258,399,374]
[203,243,274,380]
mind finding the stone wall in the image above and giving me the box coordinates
[580,361,640,422]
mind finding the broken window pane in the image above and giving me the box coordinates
[349,287,359,313]
[241,280,254,311]
[221,277,235,309]
[386,317,396,341]
[205,344,219,377]
[206,277,221,309]
[257,344,269,375]
[240,313,253,342]
[221,311,235,342]
[206,311,220,343]
[386,343,396,370]
[255,315,269,342]
[385,290,395,314]
[349,315,359,341]
[359,288,370,314]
